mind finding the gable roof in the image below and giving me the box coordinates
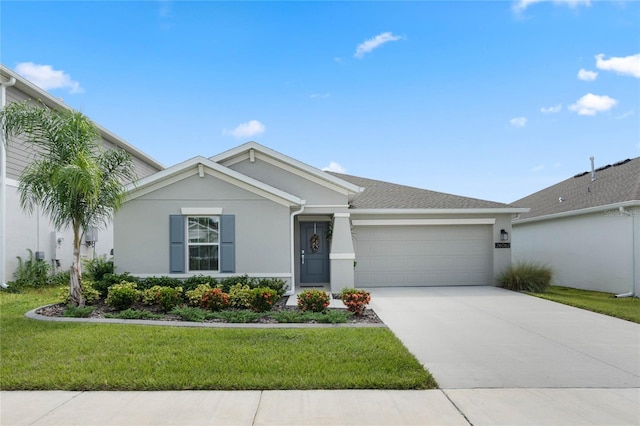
[124,156,303,207]
[211,141,364,198]
[1,64,165,171]
[329,172,524,212]
[512,157,640,221]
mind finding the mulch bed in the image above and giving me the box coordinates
[35,296,383,325]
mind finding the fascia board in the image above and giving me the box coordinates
[1,65,165,171]
[211,141,364,195]
[513,200,640,225]
[125,156,302,206]
[350,208,530,215]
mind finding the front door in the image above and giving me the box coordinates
[299,221,330,285]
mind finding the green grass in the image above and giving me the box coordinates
[0,288,436,390]
[529,286,640,324]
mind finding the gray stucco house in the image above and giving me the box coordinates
[114,142,526,294]
[512,157,640,297]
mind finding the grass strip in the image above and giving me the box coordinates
[1,288,436,390]
[529,286,640,323]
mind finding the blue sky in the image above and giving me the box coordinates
[2,0,639,203]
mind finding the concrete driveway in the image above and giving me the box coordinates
[366,286,640,389]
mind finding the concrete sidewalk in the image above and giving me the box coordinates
[2,388,639,425]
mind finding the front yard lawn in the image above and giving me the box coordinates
[529,286,640,324]
[0,288,436,390]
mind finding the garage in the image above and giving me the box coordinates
[353,224,493,287]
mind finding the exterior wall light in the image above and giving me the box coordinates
[500,229,509,241]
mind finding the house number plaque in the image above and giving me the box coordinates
[495,243,511,249]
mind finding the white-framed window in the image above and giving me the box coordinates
[187,216,219,271]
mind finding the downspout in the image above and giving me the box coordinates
[288,200,306,296]
[616,206,636,298]
[0,76,17,289]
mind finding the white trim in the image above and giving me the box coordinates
[333,212,351,218]
[5,178,18,188]
[351,208,529,215]
[180,207,223,215]
[513,201,640,225]
[329,253,356,260]
[352,218,496,226]
[185,216,220,274]
[132,273,293,279]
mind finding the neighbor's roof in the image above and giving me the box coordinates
[512,157,640,221]
[328,172,515,210]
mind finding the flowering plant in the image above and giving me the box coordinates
[250,287,279,312]
[340,289,370,316]
[297,289,330,313]
[201,288,230,311]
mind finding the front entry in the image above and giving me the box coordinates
[299,221,330,285]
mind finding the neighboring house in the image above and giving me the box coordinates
[512,157,640,296]
[114,142,527,293]
[0,64,164,285]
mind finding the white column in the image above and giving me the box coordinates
[329,213,355,293]
[0,75,16,287]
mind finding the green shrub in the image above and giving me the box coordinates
[182,275,215,292]
[270,310,351,324]
[104,309,163,320]
[94,273,140,297]
[58,280,100,305]
[216,274,254,293]
[498,261,553,293]
[106,282,139,310]
[50,270,71,287]
[255,278,288,296]
[185,283,213,306]
[6,249,51,292]
[297,289,331,313]
[340,288,371,316]
[63,304,95,318]
[169,305,207,322]
[206,310,263,323]
[249,287,279,312]
[228,283,252,309]
[141,286,183,312]
[200,288,230,311]
[83,255,114,282]
[139,276,182,291]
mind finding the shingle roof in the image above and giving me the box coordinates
[512,157,640,220]
[328,172,512,209]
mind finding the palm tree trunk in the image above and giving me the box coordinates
[70,226,84,307]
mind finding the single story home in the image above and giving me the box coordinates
[512,157,640,297]
[114,142,527,293]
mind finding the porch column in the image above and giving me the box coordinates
[329,213,355,293]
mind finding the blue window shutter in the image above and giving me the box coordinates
[169,215,185,273]
[220,215,235,273]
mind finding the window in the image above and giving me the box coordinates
[187,216,219,271]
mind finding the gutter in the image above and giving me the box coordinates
[288,201,306,296]
[0,75,17,289]
[513,201,640,225]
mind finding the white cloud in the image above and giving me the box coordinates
[615,110,634,120]
[513,0,590,13]
[310,93,331,99]
[577,68,598,81]
[569,93,617,116]
[15,62,83,93]
[227,120,266,139]
[322,161,346,173]
[541,104,562,114]
[354,32,403,59]
[510,117,527,127]
[595,53,640,78]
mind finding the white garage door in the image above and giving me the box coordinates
[354,225,492,287]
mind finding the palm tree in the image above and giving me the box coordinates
[1,101,136,306]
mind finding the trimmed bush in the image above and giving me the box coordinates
[141,286,183,312]
[217,275,254,293]
[182,275,215,292]
[228,283,252,309]
[297,289,330,313]
[104,309,163,320]
[95,273,140,297]
[106,282,139,310]
[170,305,207,322]
[185,284,213,307]
[255,278,288,296]
[63,305,95,318]
[139,276,182,291]
[249,287,279,312]
[340,288,371,316]
[58,280,100,305]
[201,288,230,311]
[83,255,114,282]
[498,261,553,293]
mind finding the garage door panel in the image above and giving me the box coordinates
[355,225,492,287]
